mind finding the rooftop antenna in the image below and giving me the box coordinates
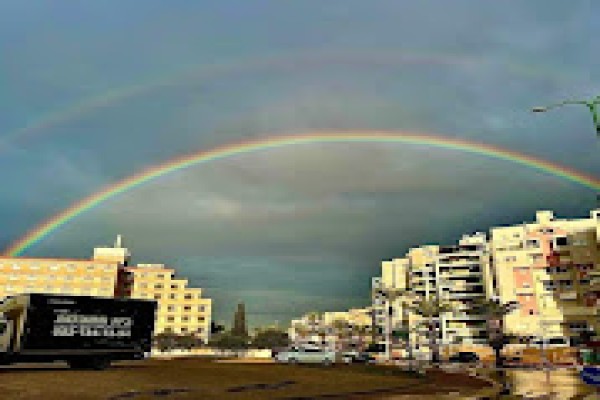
[114,234,123,248]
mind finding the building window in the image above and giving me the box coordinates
[198,306,205,312]
[184,294,193,300]
[154,294,162,300]
[167,317,175,322]
[184,306,191,311]
[169,294,176,300]
[198,317,205,322]
[555,237,568,246]
[182,317,189,322]
[168,306,176,312]
[154,284,163,289]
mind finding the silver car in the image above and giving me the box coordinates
[274,346,337,365]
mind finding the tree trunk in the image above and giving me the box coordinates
[494,346,503,369]
[429,318,437,366]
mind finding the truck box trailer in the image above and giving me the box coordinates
[0,293,156,370]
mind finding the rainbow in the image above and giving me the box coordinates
[5,130,599,256]
[0,49,567,154]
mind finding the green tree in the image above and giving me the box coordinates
[154,332,178,352]
[352,324,369,349]
[211,321,225,335]
[306,312,323,336]
[209,332,249,352]
[292,322,309,344]
[332,319,351,350]
[251,328,290,349]
[408,295,454,366]
[474,298,519,369]
[232,303,248,337]
[372,287,412,361]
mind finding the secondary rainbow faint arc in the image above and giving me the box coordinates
[5,130,600,256]
[0,49,568,154]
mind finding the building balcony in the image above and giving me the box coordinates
[558,291,578,301]
[443,292,485,299]
[446,314,487,321]
[562,305,595,316]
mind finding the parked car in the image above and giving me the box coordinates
[448,352,480,364]
[340,350,376,364]
[274,346,337,365]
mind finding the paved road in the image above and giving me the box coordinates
[0,358,491,400]
[438,365,597,400]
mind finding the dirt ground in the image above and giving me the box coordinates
[0,358,491,400]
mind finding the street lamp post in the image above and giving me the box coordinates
[532,95,600,136]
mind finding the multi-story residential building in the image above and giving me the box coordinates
[405,245,439,354]
[373,235,494,357]
[491,210,600,343]
[436,233,494,349]
[371,258,411,336]
[119,264,211,343]
[0,257,118,299]
[0,235,212,344]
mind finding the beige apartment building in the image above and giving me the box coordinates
[119,264,211,341]
[0,235,212,344]
[491,210,600,343]
[435,233,495,349]
[371,233,497,358]
[0,257,118,299]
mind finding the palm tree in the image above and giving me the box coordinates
[353,324,369,350]
[306,312,323,344]
[408,295,454,366]
[332,319,350,351]
[292,322,309,345]
[474,298,520,369]
[372,286,409,361]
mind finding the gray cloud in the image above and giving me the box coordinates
[1,0,598,328]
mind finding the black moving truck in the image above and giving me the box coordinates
[0,293,156,370]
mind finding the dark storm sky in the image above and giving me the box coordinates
[0,0,598,328]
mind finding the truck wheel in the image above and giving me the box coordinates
[90,357,111,370]
[68,357,111,370]
[288,358,298,364]
[67,358,87,369]
[322,358,332,366]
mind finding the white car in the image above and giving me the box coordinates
[274,346,337,365]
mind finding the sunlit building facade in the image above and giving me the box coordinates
[491,210,600,343]
[0,257,118,299]
[436,233,495,348]
[119,264,211,343]
[0,235,212,344]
